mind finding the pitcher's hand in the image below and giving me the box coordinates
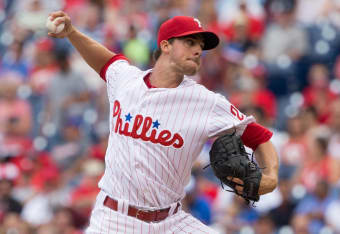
[47,11,75,38]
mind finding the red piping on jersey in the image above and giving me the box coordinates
[143,73,157,88]
[241,122,273,151]
[99,54,128,81]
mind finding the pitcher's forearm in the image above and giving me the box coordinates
[67,27,115,74]
[255,141,278,175]
[255,141,279,193]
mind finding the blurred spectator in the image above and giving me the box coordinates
[168,0,197,17]
[326,0,340,30]
[79,3,104,43]
[296,134,339,191]
[89,133,108,161]
[0,161,20,182]
[11,157,36,204]
[302,63,337,124]
[302,20,340,78]
[223,15,255,59]
[229,63,277,125]
[198,45,225,92]
[253,214,275,234]
[268,178,297,228]
[35,223,59,234]
[42,48,90,141]
[28,38,58,137]
[279,114,307,175]
[29,38,57,96]
[71,52,107,94]
[219,59,243,97]
[217,0,265,26]
[29,152,59,192]
[0,121,33,168]
[261,2,308,71]
[0,40,30,78]
[196,0,217,31]
[0,73,32,135]
[14,0,49,32]
[290,214,310,234]
[327,98,340,161]
[325,191,340,232]
[123,24,150,68]
[51,119,85,170]
[300,106,321,133]
[0,73,33,168]
[183,175,212,225]
[221,1,265,48]
[252,186,282,215]
[20,163,68,227]
[214,195,259,233]
[52,206,83,234]
[0,213,31,234]
[294,180,335,234]
[0,177,22,223]
[261,2,308,129]
[295,0,330,25]
[70,158,103,225]
[194,168,219,204]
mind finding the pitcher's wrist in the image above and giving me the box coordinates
[67,26,77,38]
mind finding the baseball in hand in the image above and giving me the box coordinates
[46,16,65,34]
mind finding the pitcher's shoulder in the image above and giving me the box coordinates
[194,83,220,102]
[184,78,217,96]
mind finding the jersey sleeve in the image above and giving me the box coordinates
[207,93,273,150]
[207,93,255,138]
[99,54,129,82]
[99,54,140,100]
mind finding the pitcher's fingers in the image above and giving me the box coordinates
[48,32,56,37]
[48,11,66,20]
[235,185,244,194]
[227,177,244,185]
[48,32,63,38]
[54,16,66,26]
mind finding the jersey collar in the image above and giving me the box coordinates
[143,73,157,89]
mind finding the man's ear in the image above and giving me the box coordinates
[160,40,172,54]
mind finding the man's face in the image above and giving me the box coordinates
[168,35,204,76]
[0,179,12,198]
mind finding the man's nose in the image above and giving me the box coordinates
[193,45,202,57]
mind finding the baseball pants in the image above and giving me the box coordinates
[85,190,219,234]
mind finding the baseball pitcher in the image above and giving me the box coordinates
[48,11,279,234]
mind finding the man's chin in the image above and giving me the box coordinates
[183,70,196,76]
[183,66,199,76]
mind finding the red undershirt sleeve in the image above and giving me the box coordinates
[241,122,273,151]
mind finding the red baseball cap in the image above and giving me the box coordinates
[157,16,219,50]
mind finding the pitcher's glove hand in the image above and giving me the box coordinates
[206,132,262,205]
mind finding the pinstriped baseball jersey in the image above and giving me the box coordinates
[98,55,255,209]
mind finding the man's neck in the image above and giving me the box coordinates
[149,59,184,88]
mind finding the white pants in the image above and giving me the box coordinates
[85,191,219,234]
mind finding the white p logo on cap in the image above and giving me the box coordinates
[194,18,202,28]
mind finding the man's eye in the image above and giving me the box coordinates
[186,39,194,46]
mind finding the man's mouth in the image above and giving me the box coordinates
[188,58,200,65]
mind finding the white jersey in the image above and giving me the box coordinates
[98,56,255,209]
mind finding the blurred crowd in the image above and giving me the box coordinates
[0,0,340,233]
